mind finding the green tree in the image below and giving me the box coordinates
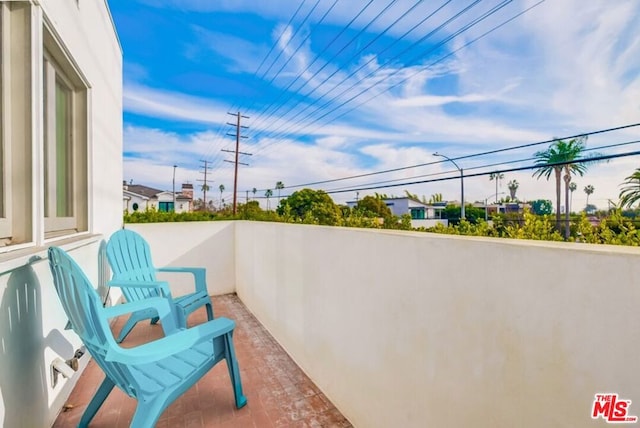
[584,185,594,211]
[275,181,285,204]
[277,188,341,225]
[489,172,504,203]
[533,137,593,239]
[356,195,392,218]
[619,169,640,209]
[443,204,485,224]
[265,189,273,210]
[530,199,553,215]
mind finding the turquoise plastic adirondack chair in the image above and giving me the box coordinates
[48,246,247,428]
[106,229,214,342]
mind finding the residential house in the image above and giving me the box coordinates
[123,181,193,213]
[347,196,447,228]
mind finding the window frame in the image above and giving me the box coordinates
[0,2,34,251]
[42,26,89,240]
[0,5,9,241]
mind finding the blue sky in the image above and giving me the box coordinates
[109,0,640,209]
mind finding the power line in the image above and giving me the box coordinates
[324,149,640,195]
[249,0,402,132]
[252,0,489,149]
[258,0,322,82]
[263,122,640,192]
[248,0,379,128]
[200,0,311,165]
[322,138,640,193]
[253,0,310,78]
[287,0,541,145]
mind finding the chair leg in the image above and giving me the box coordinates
[223,332,247,409]
[117,315,139,343]
[205,302,214,321]
[79,377,115,428]
[130,396,167,428]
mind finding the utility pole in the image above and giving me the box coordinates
[172,165,177,212]
[223,111,251,215]
[197,160,211,211]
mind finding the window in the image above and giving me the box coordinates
[43,27,88,239]
[0,2,89,250]
[411,208,425,220]
[158,202,174,212]
[0,2,33,248]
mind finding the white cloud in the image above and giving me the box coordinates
[392,93,491,108]
[123,83,228,125]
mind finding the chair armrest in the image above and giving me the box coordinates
[102,297,180,335]
[106,317,235,364]
[156,267,208,294]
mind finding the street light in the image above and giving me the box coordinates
[433,152,465,220]
[172,164,177,212]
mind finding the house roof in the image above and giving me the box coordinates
[127,184,163,198]
[124,184,193,201]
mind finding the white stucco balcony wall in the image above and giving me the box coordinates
[234,221,640,428]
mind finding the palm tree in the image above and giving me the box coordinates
[219,184,225,210]
[429,193,443,204]
[507,179,519,200]
[252,187,257,200]
[584,185,594,210]
[619,169,640,208]
[201,184,210,210]
[489,172,504,203]
[533,137,591,238]
[569,182,577,212]
[275,181,284,204]
[265,189,273,210]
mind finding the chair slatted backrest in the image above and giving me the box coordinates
[106,229,163,301]
[48,247,137,397]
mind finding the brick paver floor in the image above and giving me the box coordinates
[53,294,352,427]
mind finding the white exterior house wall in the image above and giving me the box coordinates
[155,191,191,213]
[410,218,447,228]
[122,191,150,213]
[384,197,409,216]
[349,197,441,220]
[0,1,122,426]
